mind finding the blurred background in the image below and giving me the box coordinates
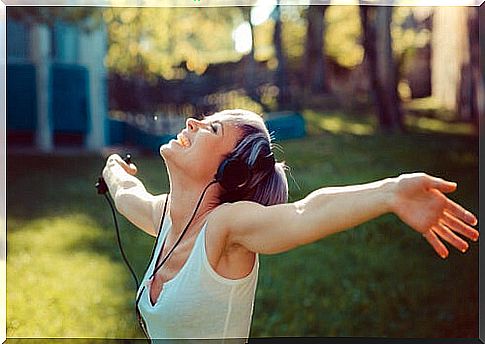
[6,3,482,340]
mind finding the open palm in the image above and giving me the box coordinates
[391,173,479,259]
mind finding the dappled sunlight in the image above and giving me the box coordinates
[304,110,376,136]
[403,97,457,121]
[6,130,478,337]
[104,7,243,79]
[303,110,476,137]
[325,6,364,68]
[7,213,140,338]
[404,115,476,136]
[203,89,264,114]
[6,3,481,338]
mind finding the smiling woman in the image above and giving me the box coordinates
[101,108,479,342]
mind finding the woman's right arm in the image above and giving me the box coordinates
[102,154,166,237]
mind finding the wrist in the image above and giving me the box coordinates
[383,177,399,214]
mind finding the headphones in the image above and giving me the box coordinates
[214,137,276,192]
[98,134,276,340]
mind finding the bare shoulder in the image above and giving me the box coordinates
[205,201,267,248]
[208,201,265,230]
[207,200,300,255]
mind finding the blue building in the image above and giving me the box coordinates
[7,17,108,152]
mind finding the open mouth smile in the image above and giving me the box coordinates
[176,133,191,148]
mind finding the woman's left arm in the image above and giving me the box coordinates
[221,173,478,258]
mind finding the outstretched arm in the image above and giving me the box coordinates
[102,154,166,237]
[221,173,478,258]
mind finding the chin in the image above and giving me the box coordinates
[159,142,173,159]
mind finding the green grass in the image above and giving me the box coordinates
[7,112,479,339]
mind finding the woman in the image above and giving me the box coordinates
[102,109,479,341]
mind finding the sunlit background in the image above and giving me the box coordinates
[5,2,482,340]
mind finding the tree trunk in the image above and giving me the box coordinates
[431,7,470,118]
[242,7,261,108]
[465,7,481,130]
[374,6,403,133]
[360,5,403,133]
[273,4,291,109]
[359,6,384,122]
[478,6,485,130]
[304,5,328,93]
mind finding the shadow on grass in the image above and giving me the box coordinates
[6,125,479,338]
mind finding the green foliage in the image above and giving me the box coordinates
[325,6,364,68]
[103,7,244,79]
[7,112,478,338]
[253,20,276,63]
[391,7,430,58]
[280,6,308,63]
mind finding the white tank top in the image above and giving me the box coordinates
[137,214,259,341]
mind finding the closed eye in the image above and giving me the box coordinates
[211,120,224,135]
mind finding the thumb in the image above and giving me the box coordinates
[127,163,138,175]
[429,176,457,193]
[116,159,138,175]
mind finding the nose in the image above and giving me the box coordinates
[186,118,201,132]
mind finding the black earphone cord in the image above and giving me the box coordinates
[102,178,217,338]
[140,179,217,291]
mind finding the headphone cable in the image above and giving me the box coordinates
[103,192,141,290]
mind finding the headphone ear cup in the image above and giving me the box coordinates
[215,157,251,191]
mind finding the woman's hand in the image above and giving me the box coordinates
[101,153,164,237]
[390,172,479,259]
[105,153,138,176]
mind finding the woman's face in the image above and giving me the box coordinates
[160,112,241,184]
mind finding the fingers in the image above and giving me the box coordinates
[431,223,469,253]
[423,211,479,258]
[427,176,478,225]
[422,230,449,259]
[427,176,457,193]
[441,211,479,242]
[444,198,478,226]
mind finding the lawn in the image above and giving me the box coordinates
[6,111,479,339]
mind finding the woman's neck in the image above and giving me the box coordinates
[168,177,220,236]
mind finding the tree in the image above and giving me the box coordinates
[360,5,403,133]
[241,7,261,109]
[431,6,479,127]
[304,5,329,94]
[375,6,403,132]
[461,7,481,128]
[103,7,243,80]
[273,4,292,109]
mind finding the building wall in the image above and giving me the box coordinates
[7,17,108,152]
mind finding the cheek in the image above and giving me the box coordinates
[189,135,230,174]
[188,144,221,170]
